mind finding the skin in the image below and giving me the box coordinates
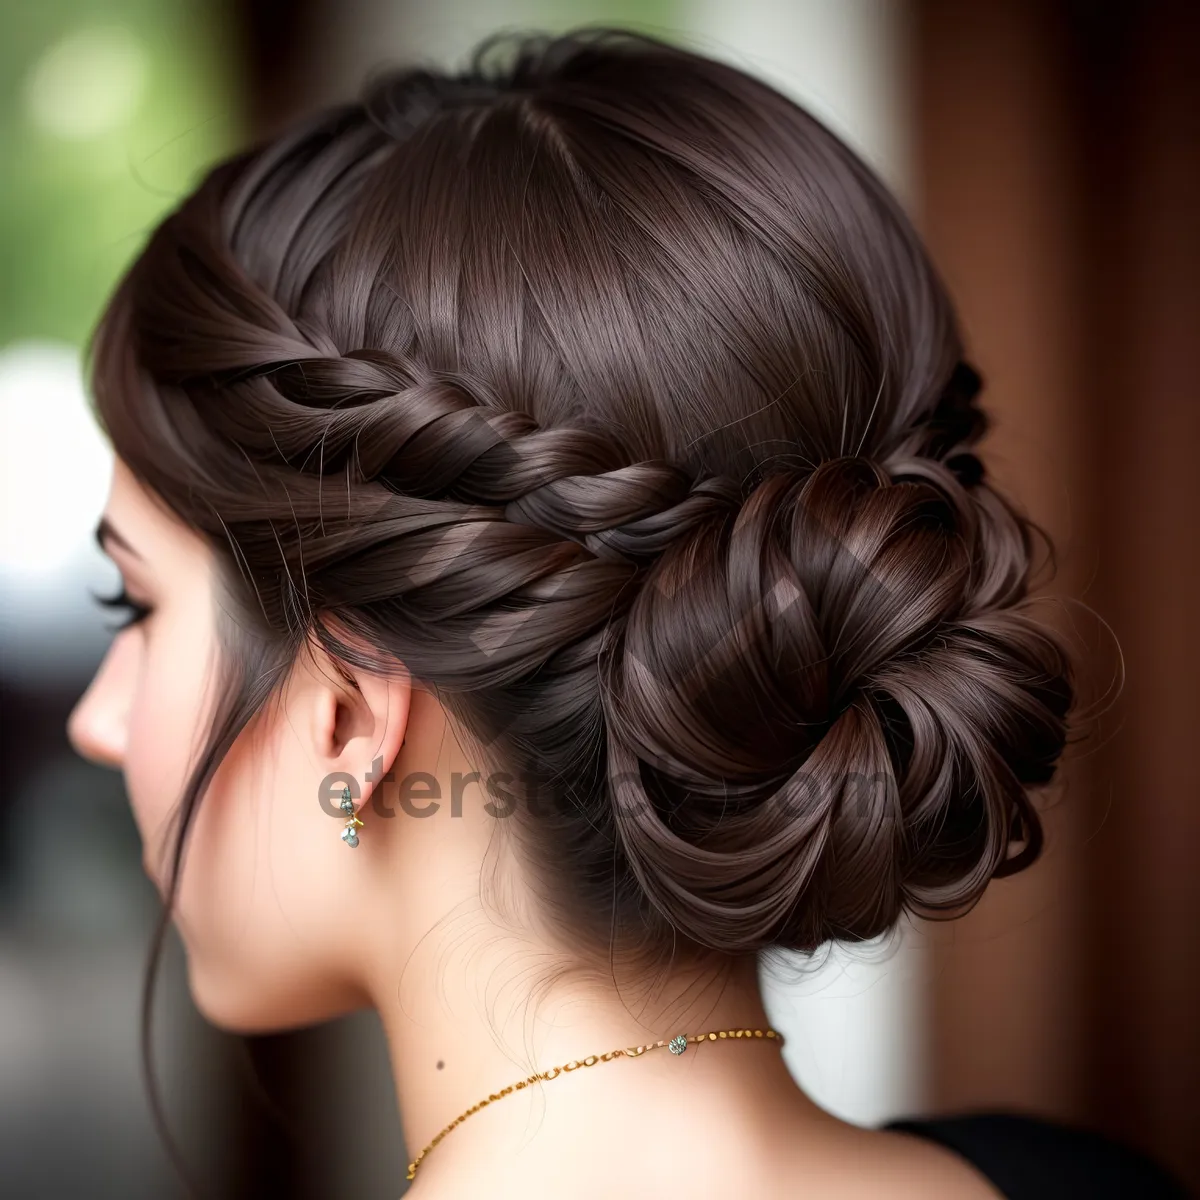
[69,454,1002,1199]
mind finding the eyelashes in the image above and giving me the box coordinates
[91,584,153,633]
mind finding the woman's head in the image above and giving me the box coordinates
[69,29,1073,1030]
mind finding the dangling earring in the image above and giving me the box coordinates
[340,785,364,848]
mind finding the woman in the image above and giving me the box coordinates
[67,29,1187,1200]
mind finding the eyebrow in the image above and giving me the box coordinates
[94,515,143,561]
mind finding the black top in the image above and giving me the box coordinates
[884,1112,1192,1199]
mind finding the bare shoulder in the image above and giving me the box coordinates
[771,1120,1004,1200]
[863,1126,1004,1199]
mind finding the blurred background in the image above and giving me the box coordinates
[0,0,1196,1196]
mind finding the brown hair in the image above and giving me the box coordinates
[91,29,1073,974]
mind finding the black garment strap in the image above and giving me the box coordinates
[885,1112,1192,1200]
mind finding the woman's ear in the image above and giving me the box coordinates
[304,640,411,815]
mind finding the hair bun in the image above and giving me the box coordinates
[95,28,1079,967]
[600,455,1073,954]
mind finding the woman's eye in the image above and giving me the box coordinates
[91,584,154,633]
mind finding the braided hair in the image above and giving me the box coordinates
[90,29,1073,962]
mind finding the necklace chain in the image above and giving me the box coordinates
[406,1026,785,1182]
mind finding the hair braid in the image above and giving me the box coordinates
[91,28,1076,965]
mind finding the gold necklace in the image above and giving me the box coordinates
[406,1026,785,1182]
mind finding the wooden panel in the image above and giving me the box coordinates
[914,1,1200,1188]
[912,0,1087,1120]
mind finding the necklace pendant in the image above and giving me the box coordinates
[668,1034,688,1055]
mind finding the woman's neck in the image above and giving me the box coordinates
[365,926,815,1197]
[352,711,823,1196]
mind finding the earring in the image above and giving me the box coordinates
[340,786,364,848]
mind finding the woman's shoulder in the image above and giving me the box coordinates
[882,1111,1191,1199]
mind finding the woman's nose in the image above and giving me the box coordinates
[67,638,134,769]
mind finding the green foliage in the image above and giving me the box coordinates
[0,0,238,347]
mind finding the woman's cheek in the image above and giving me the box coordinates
[124,619,216,885]
[124,708,188,891]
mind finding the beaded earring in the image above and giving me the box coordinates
[339,785,363,848]
[339,737,403,848]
